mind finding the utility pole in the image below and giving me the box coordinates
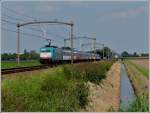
[81,42,104,60]
[64,39,66,47]
[107,48,111,60]
[81,43,84,51]
[64,36,96,64]
[17,24,20,65]
[71,23,73,64]
[16,20,73,65]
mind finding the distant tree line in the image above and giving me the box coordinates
[1,49,40,61]
[121,51,149,57]
[2,48,147,61]
[90,47,117,59]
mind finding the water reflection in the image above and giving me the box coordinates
[120,64,136,110]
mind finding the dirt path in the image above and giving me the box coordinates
[84,61,121,112]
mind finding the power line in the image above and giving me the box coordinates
[2,5,36,21]
[2,19,67,39]
[2,27,46,39]
[2,27,63,44]
[3,13,27,22]
[2,6,69,39]
[2,19,17,25]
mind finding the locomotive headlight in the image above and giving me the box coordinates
[40,53,51,58]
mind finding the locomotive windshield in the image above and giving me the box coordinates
[40,48,50,52]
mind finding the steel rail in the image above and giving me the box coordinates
[1,65,50,75]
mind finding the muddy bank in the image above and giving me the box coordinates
[84,61,121,112]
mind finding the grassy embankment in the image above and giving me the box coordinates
[122,60,149,112]
[1,60,41,69]
[2,61,114,112]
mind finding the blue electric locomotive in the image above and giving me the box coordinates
[40,45,101,64]
[40,45,62,64]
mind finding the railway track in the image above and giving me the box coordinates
[1,60,103,78]
[1,65,50,75]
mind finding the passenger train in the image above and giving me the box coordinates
[40,45,101,64]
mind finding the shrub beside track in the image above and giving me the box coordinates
[2,60,114,112]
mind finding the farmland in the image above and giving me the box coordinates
[2,61,116,112]
[1,60,41,69]
[128,59,149,78]
[123,59,149,112]
[129,58,149,69]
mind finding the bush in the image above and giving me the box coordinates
[75,83,89,108]
[63,61,114,84]
[2,61,114,111]
[2,67,89,112]
[126,93,149,112]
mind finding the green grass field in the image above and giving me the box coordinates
[1,60,41,69]
[2,61,114,112]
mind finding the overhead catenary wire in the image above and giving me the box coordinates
[2,6,74,64]
[2,6,70,36]
[2,6,70,37]
[2,19,67,39]
[2,27,63,44]
[2,27,47,39]
[2,5,37,21]
[2,13,28,22]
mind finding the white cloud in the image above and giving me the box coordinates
[111,5,147,19]
[99,5,148,22]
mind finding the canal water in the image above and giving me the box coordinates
[120,64,136,110]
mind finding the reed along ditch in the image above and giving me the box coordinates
[120,64,136,111]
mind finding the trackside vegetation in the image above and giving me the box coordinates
[1,60,41,69]
[120,93,149,112]
[2,61,114,112]
[126,93,149,112]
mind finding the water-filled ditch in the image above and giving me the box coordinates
[120,64,136,110]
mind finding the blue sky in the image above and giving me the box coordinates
[1,1,149,54]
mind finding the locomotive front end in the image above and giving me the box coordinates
[40,47,53,64]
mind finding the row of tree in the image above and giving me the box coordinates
[121,51,149,57]
[1,48,148,61]
[94,47,115,59]
[1,49,39,61]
